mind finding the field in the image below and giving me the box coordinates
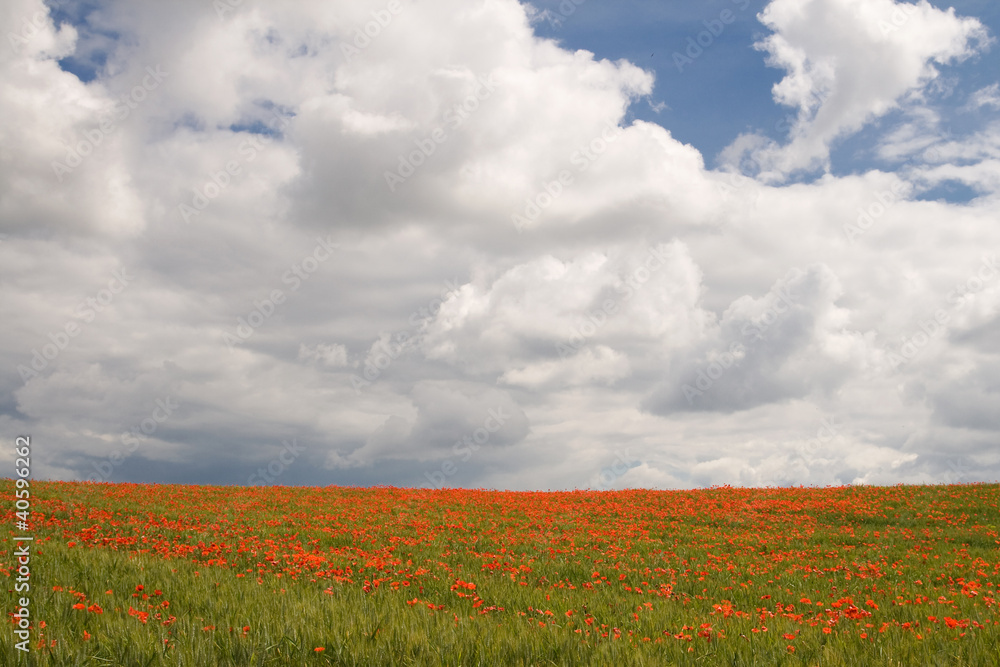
[1,481,998,666]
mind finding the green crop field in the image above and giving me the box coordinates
[2,481,998,665]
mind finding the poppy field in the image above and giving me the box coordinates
[2,481,998,666]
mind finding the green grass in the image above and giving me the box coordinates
[1,481,998,665]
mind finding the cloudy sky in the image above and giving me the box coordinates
[3,0,999,490]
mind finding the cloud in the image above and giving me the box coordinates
[643,265,874,415]
[966,82,1000,110]
[418,241,713,380]
[722,0,989,180]
[298,342,349,367]
[333,380,530,467]
[2,0,1000,490]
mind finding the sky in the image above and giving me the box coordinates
[2,0,999,491]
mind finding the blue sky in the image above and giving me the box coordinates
[530,0,787,165]
[3,0,1000,490]
[528,0,1000,197]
